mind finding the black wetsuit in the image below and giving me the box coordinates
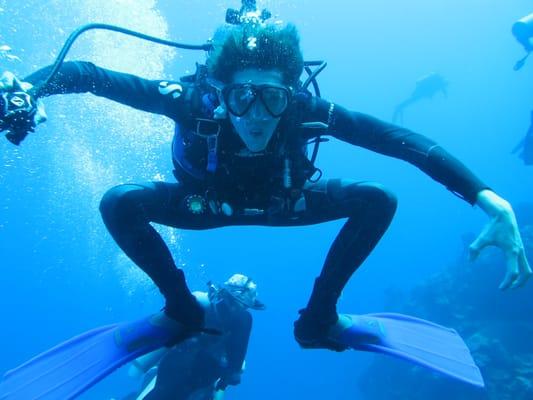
[25,61,487,345]
[144,298,251,400]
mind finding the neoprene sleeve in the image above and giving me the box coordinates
[307,98,488,205]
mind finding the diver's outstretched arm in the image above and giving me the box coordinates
[308,97,531,290]
[315,99,487,205]
[1,62,186,144]
[23,61,183,118]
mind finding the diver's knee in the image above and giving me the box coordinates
[99,186,122,219]
[99,184,146,223]
[371,184,397,222]
[340,181,397,208]
[368,183,397,215]
[343,181,397,220]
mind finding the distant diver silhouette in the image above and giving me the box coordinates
[512,110,533,165]
[512,13,533,71]
[392,72,448,124]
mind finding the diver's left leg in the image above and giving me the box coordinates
[292,179,397,350]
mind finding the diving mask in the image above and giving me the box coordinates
[222,83,290,118]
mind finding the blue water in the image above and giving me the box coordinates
[0,0,532,398]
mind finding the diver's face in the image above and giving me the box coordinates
[226,69,287,153]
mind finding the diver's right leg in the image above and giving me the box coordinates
[99,182,209,330]
[292,179,398,351]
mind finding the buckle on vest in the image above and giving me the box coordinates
[195,118,221,138]
[194,118,221,173]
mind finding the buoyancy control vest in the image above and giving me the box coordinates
[171,65,324,216]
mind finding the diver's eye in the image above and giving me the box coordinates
[261,87,288,116]
[227,86,257,115]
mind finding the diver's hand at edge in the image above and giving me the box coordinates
[0,71,32,92]
[470,189,532,290]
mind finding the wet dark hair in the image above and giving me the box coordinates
[207,22,304,86]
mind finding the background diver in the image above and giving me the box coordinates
[512,109,533,165]
[0,1,531,398]
[391,72,448,124]
[121,274,263,400]
[512,12,533,71]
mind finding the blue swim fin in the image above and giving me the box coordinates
[0,313,185,400]
[330,313,484,388]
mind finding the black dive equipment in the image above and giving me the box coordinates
[0,89,38,145]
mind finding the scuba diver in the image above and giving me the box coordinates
[392,72,448,124]
[512,110,533,165]
[512,12,533,71]
[0,1,530,398]
[121,274,263,400]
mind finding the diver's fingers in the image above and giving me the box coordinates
[10,74,24,90]
[499,250,520,290]
[469,234,493,261]
[510,249,532,289]
[0,72,32,93]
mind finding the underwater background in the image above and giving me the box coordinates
[0,0,532,398]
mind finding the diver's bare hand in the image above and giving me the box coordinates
[0,71,32,92]
[470,189,532,290]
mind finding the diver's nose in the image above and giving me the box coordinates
[249,100,269,120]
